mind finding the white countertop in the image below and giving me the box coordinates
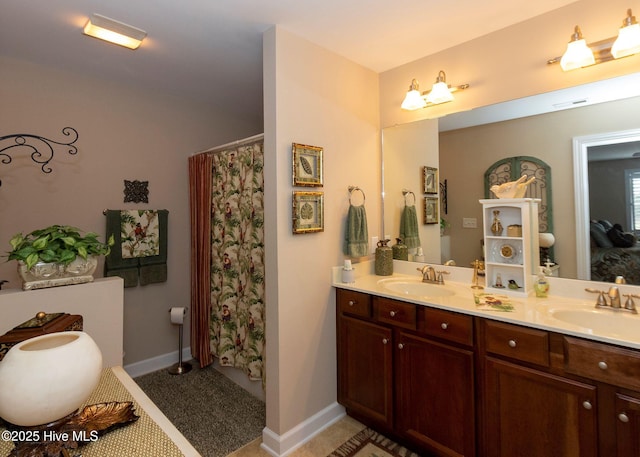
[332,260,640,350]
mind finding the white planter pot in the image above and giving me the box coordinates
[0,331,102,426]
[17,256,98,290]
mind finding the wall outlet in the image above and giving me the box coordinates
[462,217,478,228]
[371,236,379,254]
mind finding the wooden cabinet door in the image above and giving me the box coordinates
[615,393,640,457]
[396,331,475,457]
[337,315,393,428]
[484,357,598,457]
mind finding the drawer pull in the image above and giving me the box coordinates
[582,401,592,410]
[441,322,449,330]
[598,361,608,370]
[619,412,630,423]
[508,339,517,348]
[382,338,389,345]
[398,343,404,349]
[348,300,356,306]
[389,311,397,317]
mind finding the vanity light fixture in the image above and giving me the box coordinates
[548,9,640,71]
[612,9,640,58]
[83,13,146,50]
[400,71,470,111]
[400,79,427,110]
[559,26,595,71]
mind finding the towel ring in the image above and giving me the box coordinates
[402,189,416,205]
[348,186,366,205]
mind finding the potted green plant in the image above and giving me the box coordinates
[6,225,115,290]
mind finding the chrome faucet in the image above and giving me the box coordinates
[417,265,449,285]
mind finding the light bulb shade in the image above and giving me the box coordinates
[83,13,146,50]
[560,38,595,71]
[612,23,640,58]
[426,81,454,105]
[401,79,426,110]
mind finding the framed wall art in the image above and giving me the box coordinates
[423,166,438,194]
[292,191,324,234]
[292,143,323,187]
[424,197,439,224]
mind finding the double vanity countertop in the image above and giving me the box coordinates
[332,260,640,351]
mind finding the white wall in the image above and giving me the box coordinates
[263,26,380,451]
[0,56,261,365]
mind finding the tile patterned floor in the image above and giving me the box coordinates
[226,415,366,457]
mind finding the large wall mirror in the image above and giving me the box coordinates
[382,73,640,284]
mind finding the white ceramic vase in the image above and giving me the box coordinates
[0,331,102,426]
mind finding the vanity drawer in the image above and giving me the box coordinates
[375,298,416,330]
[422,307,473,347]
[484,320,550,366]
[564,336,640,391]
[337,289,371,318]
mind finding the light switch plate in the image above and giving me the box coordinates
[463,217,477,228]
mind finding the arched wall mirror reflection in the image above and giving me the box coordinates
[484,156,553,264]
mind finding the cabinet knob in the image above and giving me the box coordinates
[618,412,630,423]
[582,401,592,410]
[382,338,389,345]
[389,311,397,317]
[348,300,355,306]
[440,322,449,330]
[598,361,608,370]
[508,339,517,348]
[398,343,404,349]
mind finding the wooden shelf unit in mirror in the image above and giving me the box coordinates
[481,198,540,296]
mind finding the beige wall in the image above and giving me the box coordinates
[263,26,380,438]
[0,56,261,364]
[439,95,640,279]
[383,119,440,262]
[379,0,640,128]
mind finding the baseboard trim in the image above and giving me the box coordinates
[124,346,192,378]
[260,402,345,456]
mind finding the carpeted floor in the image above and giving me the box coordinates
[134,363,265,457]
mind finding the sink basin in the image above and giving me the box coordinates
[378,279,456,298]
[550,308,640,340]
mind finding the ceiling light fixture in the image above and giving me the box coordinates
[548,9,640,71]
[400,71,469,111]
[83,13,146,50]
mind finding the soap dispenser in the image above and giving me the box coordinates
[392,238,408,260]
[534,266,550,298]
[375,239,393,276]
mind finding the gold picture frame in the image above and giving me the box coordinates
[292,191,324,234]
[292,143,323,187]
[423,166,438,194]
[424,197,439,224]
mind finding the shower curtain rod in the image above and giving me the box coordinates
[190,133,264,156]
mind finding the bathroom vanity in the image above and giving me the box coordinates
[334,264,640,456]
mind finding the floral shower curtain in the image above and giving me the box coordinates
[189,137,265,381]
[209,139,265,381]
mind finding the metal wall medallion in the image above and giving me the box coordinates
[123,180,149,203]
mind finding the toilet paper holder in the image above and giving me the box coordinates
[168,307,192,375]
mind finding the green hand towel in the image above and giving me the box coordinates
[399,205,421,249]
[343,204,369,258]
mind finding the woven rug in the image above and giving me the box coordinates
[328,427,420,457]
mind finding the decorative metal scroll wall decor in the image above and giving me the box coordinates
[0,127,79,187]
